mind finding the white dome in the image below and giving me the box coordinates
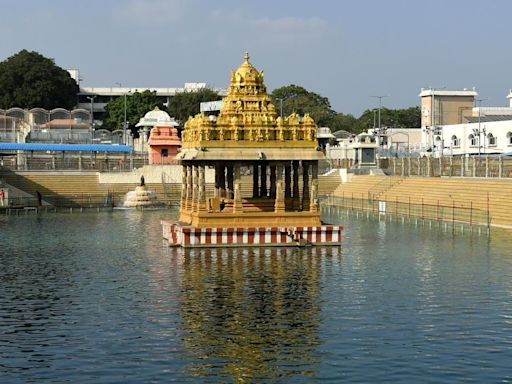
[136,107,178,127]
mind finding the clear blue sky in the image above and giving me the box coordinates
[1,0,510,116]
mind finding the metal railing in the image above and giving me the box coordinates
[323,193,490,229]
[383,155,512,178]
[2,191,180,210]
[367,177,405,200]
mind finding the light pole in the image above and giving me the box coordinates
[371,95,387,131]
[428,87,446,157]
[86,95,96,143]
[115,82,128,145]
[275,94,297,118]
[475,98,487,160]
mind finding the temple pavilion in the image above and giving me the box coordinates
[162,52,342,247]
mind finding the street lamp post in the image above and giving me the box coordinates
[86,95,96,143]
[116,82,128,145]
[371,95,388,148]
[475,98,487,160]
[275,94,298,118]
[371,95,387,131]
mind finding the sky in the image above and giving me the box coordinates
[1,0,511,116]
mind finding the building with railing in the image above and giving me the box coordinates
[1,108,93,144]
[77,83,227,122]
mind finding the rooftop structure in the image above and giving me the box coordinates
[135,107,179,128]
[77,83,227,123]
[419,87,478,128]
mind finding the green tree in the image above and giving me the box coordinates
[325,112,357,133]
[271,84,356,132]
[0,49,78,109]
[354,106,421,133]
[396,106,421,128]
[167,87,221,124]
[102,90,165,131]
[271,84,331,123]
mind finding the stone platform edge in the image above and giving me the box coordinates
[161,221,342,247]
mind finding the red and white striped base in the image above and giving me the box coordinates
[162,221,343,248]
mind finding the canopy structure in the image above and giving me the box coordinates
[178,52,323,228]
[0,143,132,153]
[163,52,343,247]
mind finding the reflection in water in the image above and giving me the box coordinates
[170,247,337,382]
[2,211,512,383]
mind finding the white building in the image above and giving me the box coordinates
[438,118,512,156]
[421,90,512,157]
[133,107,179,152]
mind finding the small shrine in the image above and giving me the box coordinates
[162,52,342,247]
[137,107,181,164]
[352,133,378,168]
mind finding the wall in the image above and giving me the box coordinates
[440,120,512,156]
[421,95,474,127]
[98,164,215,184]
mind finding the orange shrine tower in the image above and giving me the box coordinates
[162,52,342,247]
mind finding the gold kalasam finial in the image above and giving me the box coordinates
[244,51,250,63]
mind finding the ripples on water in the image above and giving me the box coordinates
[1,210,512,383]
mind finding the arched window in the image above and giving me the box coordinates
[507,132,512,146]
[451,135,460,147]
[469,134,477,147]
[487,133,497,146]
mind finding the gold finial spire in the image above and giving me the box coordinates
[244,50,250,63]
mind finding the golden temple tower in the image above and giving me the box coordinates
[162,52,342,247]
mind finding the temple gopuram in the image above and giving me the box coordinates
[162,52,342,247]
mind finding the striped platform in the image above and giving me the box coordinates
[162,221,343,248]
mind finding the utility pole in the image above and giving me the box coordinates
[276,94,297,118]
[86,95,96,143]
[371,95,387,131]
[371,95,388,148]
[475,98,487,161]
[116,82,128,145]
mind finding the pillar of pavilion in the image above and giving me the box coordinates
[163,52,342,247]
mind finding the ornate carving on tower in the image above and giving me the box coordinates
[181,52,318,149]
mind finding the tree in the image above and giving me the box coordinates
[0,49,78,109]
[324,112,357,133]
[167,87,221,124]
[102,90,165,131]
[354,107,421,133]
[271,84,356,132]
[271,84,331,123]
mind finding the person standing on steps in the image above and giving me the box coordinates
[36,190,42,206]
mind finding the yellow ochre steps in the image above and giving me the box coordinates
[332,175,512,228]
[3,172,341,207]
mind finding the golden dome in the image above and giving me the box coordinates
[231,51,264,87]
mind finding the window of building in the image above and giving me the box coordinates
[487,133,497,146]
[161,148,168,157]
[451,135,460,147]
[469,134,476,147]
[507,132,512,146]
